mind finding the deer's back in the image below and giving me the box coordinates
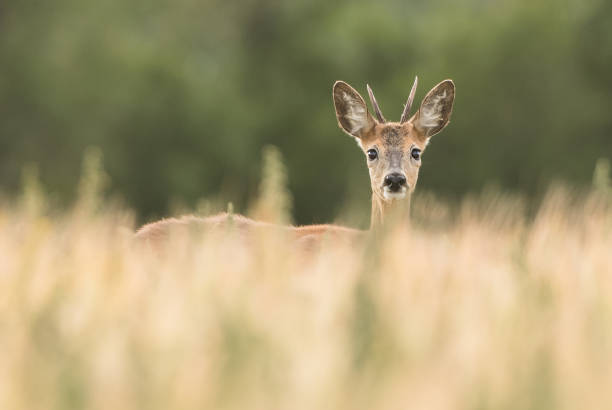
[134,212,364,249]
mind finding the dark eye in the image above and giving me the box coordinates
[411,148,421,160]
[367,149,378,161]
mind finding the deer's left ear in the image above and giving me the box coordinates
[411,80,455,141]
[333,81,377,140]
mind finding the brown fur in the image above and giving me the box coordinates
[134,212,363,251]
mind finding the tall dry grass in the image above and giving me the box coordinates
[0,151,611,410]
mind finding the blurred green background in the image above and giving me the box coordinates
[1,0,610,224]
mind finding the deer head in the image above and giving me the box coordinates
[333,77,455,226]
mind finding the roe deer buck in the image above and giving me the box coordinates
[135,77,455,245]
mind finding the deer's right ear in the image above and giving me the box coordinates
[333,81,377,140]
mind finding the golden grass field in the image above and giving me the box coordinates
[1,152,611,410]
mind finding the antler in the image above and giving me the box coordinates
[366,84,386,123]
[400,76,418,124]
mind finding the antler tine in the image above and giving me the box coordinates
[366,84,386,123]
[400,76,419,124]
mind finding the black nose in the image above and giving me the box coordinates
[383,173,407,192]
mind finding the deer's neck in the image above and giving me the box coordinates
[370,193,411,229]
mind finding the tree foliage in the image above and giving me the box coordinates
[0,0,610,223]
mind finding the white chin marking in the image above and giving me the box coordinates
[383,188,407,201]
